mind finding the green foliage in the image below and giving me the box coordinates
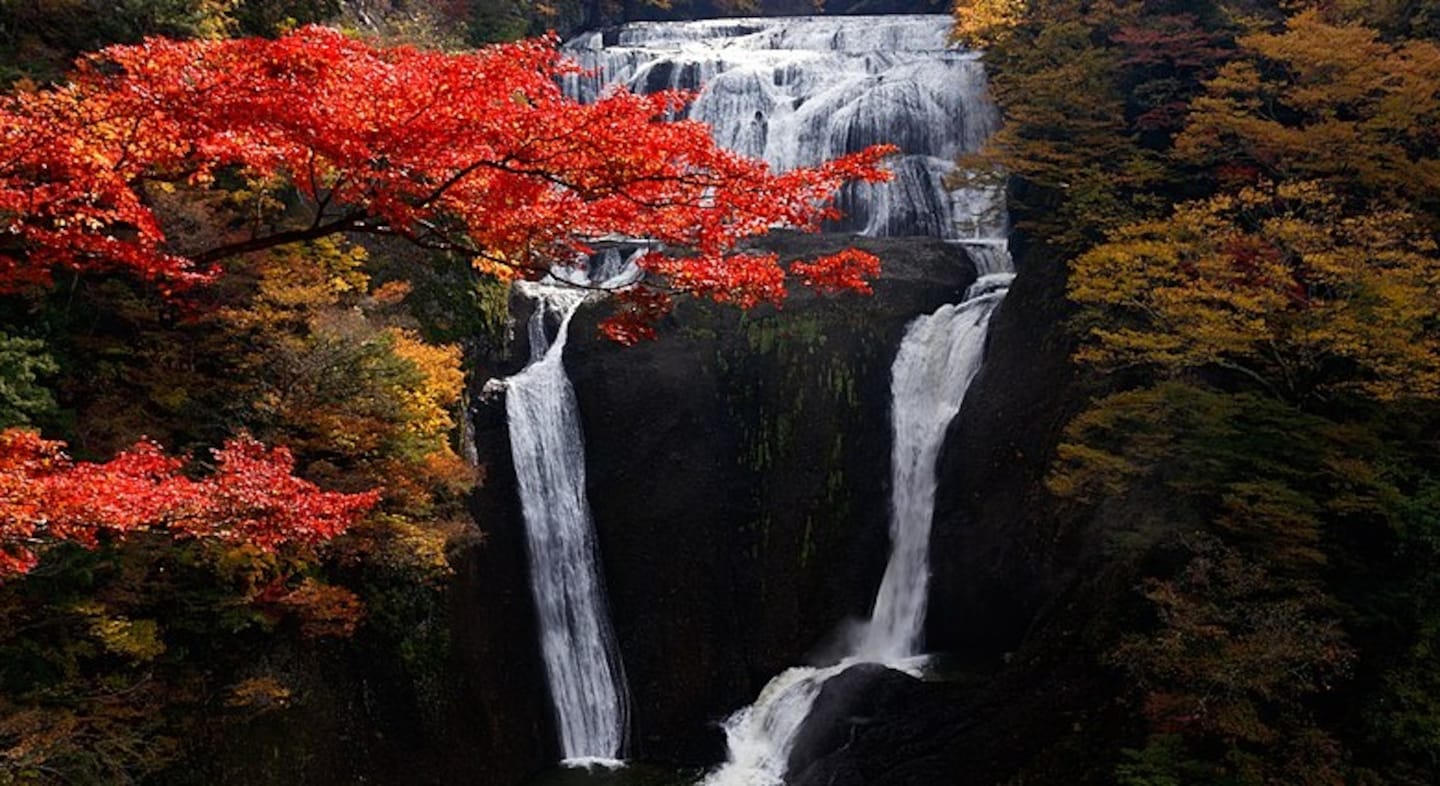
[1115,735,1213,786]
[230,0,337,35]
[0,334,57,429]
[0,1,336,82]
[954,0,1228,252]
[465,0,531,44]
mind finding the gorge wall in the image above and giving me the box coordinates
[472,233,976,768]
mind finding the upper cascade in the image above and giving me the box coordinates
[563,15,1005,241]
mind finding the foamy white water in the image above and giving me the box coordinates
[563,15,1004,241]
[506,252,643,760]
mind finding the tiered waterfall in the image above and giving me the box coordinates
[522,14,1013,781]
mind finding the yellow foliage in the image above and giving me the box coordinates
[225,676,292,712]
[193,1,241,39]
[1178,10,1440,215]
[1071,181,1440,401]
[88,616,166,661]
[387,329,464,446]
[213,238,474,517]
[222,237,370,333]
[952,0,1029,47]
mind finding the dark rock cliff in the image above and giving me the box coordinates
[927,231,1081,659]
[783,234,1137,786]
[468,232,975,771]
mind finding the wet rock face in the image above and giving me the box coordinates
[927,233,1081,659]
[468,232,974,767]
[784,663,932,781]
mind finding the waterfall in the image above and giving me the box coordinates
[700,270,1011,786]
[855,271,1012,663]
[506,252,641,764]
[562,15,1004,241]
[553,15,1013,782]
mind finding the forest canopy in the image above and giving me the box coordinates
[956,1,1440,783]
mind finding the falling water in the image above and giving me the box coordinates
[854,271,1013,663]
[506,252,642,763]
[562,15,1005,241]
[700,270,1011,786]
[555,15,1013,782]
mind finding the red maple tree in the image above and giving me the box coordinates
[0,27,893,338]
[0,429,379,576]
[0,28,894,571]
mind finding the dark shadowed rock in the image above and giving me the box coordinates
[470,232,975,767]
[928,232,1081,660]
[786,663,927,779]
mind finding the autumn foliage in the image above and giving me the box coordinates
[0,428,378,575]
[0,12,894,783]
[0,26,890,338]
[0,22,892,579]
[969,2,1440,783]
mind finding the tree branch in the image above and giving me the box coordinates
[192,210,367,265]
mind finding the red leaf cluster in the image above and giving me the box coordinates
[0,429,378,576]
[790,249,882,295]
[597,286,675,346]
[0,28,893,334]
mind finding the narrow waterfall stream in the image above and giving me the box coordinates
[702,271,1011,786]
[543,14,1013,784]
[856,271,1012,663]
[507,254,641,764]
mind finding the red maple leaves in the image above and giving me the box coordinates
[0,28,894,571]
[0,27,893,336]
[790,248,883,295]
[0,429,379,576]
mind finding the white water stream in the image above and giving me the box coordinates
[702,271,1011,786]
[506,252,642,763]
[531,14,1012,781]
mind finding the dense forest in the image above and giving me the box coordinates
[954,1,1440,783]
[1,0,1438,784]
